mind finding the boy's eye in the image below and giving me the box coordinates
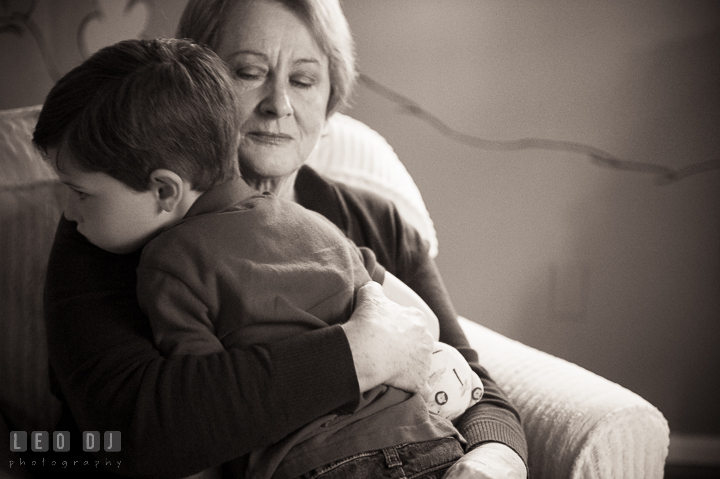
[69,187,88,200]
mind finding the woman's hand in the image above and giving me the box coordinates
[443,442,527,479]
[341,282,434,395]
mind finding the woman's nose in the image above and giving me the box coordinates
[259,80,293,118]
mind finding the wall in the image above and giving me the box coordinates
[1,0,719,441]
[0,0,180,108]
[341,1,720,441]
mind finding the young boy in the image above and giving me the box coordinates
[34,38,481,479]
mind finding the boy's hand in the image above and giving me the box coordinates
[342,282,434,394]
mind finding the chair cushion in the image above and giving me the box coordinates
[0,105,63,432]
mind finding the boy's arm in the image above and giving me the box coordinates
[381,271,440,341]
[137,262,226,357]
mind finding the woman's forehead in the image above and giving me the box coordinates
[217,0,324,60]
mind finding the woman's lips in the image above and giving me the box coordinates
[247,131,293,145]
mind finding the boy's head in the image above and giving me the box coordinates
[34,38,241,253]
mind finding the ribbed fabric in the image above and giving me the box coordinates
[0,105,56,187]
[460,316,669,479]
[0,105,62,433]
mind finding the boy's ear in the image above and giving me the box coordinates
[149,169,185,212]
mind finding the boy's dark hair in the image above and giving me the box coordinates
[33,38,240,192]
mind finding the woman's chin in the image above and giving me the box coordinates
[239,151,304,181]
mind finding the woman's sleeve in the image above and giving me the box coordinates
[44,217,361,478]
[389,208,529,463]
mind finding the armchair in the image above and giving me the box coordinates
[0,105,669,478]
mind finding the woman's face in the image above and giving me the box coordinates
[215,0,331,181]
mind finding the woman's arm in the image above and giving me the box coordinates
[45,216,432,478]
[394,218,529,465]
[316,177,529,466]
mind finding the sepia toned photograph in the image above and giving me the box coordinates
[1,1,719,478]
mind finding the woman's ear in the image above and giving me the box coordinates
[149,169,185,213]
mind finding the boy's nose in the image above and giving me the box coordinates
[63,191,80,223]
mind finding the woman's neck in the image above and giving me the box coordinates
[243,168,299,202]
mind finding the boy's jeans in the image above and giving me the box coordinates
[296,437,464,479]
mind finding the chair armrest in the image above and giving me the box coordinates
[459,317,669,479]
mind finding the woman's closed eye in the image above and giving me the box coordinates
[290,74,316,89]
[234,66,317,89]
[235,66,267,81]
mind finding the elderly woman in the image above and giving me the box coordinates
[175,0,528,477]
[37,1,527,479]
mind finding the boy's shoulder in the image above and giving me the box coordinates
[139,190,343,270]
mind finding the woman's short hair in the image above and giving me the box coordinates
[176,0,357,116]
[33,38,241,192]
